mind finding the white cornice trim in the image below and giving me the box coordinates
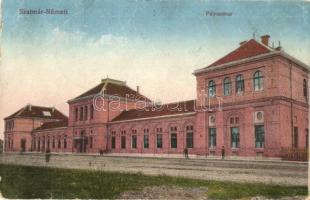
[193,52,280,75]
[32,126,67,133]
[110,112,196,124]
[193,51,310,75]
[67,93,149,104]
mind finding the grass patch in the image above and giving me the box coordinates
[0,164,307,199]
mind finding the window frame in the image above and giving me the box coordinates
[254,125,265,148]
[121,135,126,149]
[293,127,298,148]
[236,74,244,94]
[111,135,116,149]
[223,77,231,96]
[186,125,194,148]
[253,71,264,91]
[90,104,94,119]
[208,128,216,148]
[143,134,149,149]
[170,133,177,148]
[79,107,84,121]
[231,127,240,148]
[208,80,216,98]
[75,107,78,121]
[84,105,88,120]
[156,134,163,148]
[131,135,137,149]
[303,79,308,98]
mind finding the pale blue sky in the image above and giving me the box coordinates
[1,0,310,139]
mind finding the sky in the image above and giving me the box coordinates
[1,0,310,139]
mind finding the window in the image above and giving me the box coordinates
[37,139,40,151]
[143,129,149,149]
[75,108,78,121]
[231,127,240,148]
[303,79,307,98]
[230,117,234,124]
[121,136,126,149]
[90,104,94,119]
[236,74,244,94]
[89,136,92,148]
[58,138,61,148]
[293,127,298,148]
[52,137,55,148]
[157,134,163,148]
[144,135,149,148]
[186,126,194,148]
[111,136,116,149]
[223,77,231,96]
[79,107,84,121]
[156,127,163,133]
[42,136,45,150]
[253,71,264,91]
[47,137,50,150]
[42,111,51,117]
[131,135,137,149]
[64,135,67,149]
[306,129,309,149]
[170,127,177,148]
[84,105,88,120]
[33,137,36,151]
[235,117,239,124]
[255,125,264,148]
[170,134,177,148]
[230,117,239,125]
[20,139,26,152]
[208,128,216,148]
[208,80,216,97]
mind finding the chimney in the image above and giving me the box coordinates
[136,86,140,94]
[28,104,32,111]
[260,35,270,46]
[275,41,282,51]
[239,41,247,46]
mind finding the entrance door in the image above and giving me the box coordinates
[21,139,26,152]
[75,138,87,153]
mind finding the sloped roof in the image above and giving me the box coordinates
[112,100,196,122]
[207,39,272,68]
[4,105,68,120]
[70,78,151,102]
[34,119,68,131]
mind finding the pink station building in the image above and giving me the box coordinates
[3,35,309,159]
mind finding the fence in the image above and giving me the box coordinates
[281,148,308,161]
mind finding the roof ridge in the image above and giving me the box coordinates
[252,38,276,52]
[205,38,272,69]
[159,99,195,106]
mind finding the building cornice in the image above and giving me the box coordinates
[109,112,196,124]
[193,51,310,75]
[197,96,309,111]
[67,93,150,104]
[32,126,67,133]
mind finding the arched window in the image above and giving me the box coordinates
[236,74,244,94]
[223,77,231,96]
[253,71,264,91]
[208,80,216,97]
[186,125,194,148]
[303,79,307,98]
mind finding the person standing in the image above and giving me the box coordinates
[184,148,189,159]
[221,146,225,160]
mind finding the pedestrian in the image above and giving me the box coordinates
[184,148,189,159]
[221,146,225,160]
